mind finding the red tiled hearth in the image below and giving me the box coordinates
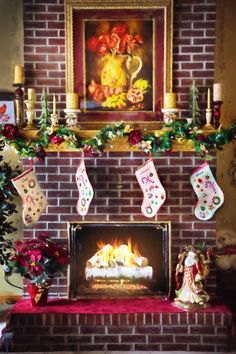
[7,298,232,352]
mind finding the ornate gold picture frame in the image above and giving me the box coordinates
[65,0,173,129]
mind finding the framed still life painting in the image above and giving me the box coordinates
[65,0,173,128]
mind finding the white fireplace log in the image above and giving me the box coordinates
[86,244,113,267]
[85,266,153,280]
[132,256,148,267]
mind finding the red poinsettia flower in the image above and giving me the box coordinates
[49,134,64,145]
[128,129,143,145]
[1,124,20,140]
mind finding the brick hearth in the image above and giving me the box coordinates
[7,299,232,352]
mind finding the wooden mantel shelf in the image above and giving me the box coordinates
[20,128,207,152]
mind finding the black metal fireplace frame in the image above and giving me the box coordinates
[68,221,171,299]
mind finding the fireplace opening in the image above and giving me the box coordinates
[68,222,171,298]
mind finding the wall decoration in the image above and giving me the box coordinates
[0,93,16,125]
[65,0,173,128]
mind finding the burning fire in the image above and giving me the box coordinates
[96,238,142,267]
[85,238,153,281]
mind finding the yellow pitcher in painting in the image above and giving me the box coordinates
[101,54,142,88]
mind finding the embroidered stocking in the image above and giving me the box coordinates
[190,162,224,221]
[11,168,47,227]
[135,159,166,218]
[76,159,94,216]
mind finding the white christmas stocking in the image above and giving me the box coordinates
[190,162,224,221]
[135,159,166,218]
[76,159,94,216]
[11,168,47,228]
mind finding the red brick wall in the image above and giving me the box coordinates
[22,0,217,297]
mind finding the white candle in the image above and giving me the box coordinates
[14,65,25,85]
[213,83,223,102]
[164,93,177,109]
[66,93,79,110]
[28,88,36,101]
[53,95,56,115]
[207,88,211,109]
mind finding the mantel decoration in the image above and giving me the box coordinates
[4,233,69,306]
[0,119,235,161]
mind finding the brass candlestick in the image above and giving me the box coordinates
[203,108,214,130]
[13,84,24,127]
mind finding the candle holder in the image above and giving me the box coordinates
[24,100,36,130]
[13,84,25,127]
[64,109,80,128]
[213,101,222,130]
[161,108,179,126]
[203,108,214,130]
[50,113,59,128]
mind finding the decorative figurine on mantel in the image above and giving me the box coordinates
[174,245,212,309]
[64,92,80,128]
[161,92,179,125]
[13,65,25,127]
[39,87,51,132]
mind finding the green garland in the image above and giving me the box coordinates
[0,120,235,161]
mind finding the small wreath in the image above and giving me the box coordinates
[212,196,221,205]
[28,179,36,188]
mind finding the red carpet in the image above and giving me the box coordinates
[10,298,231,314]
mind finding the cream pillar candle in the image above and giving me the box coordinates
[213,83,223,102]
[14,65,25,85]
[28,88,36,101]
[66,93,79,110]
[207,88,211,109]
[164,93,177,109]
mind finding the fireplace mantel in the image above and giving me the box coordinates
[20,127,214,152]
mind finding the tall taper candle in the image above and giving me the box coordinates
[14,65,25,85]
[53,95,56,115]
[207,88,211,109]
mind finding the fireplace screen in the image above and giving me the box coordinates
[68,222,171,298]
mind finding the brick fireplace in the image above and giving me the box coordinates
[6,0,234,352]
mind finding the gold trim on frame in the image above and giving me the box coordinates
[65,0,173,130]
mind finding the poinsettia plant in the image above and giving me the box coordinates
[5,233,69,284]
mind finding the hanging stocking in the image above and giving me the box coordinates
[76,159,94,216]
[135,159,166,218]
[190,162,224,221]
[11,168,47,228]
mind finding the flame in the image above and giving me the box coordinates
[96,237,142,267]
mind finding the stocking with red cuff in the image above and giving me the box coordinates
[135,159,166,218]
[190,162,224,220]
[76,159,94,216]
[11,168,47,227]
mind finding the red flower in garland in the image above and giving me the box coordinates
[128,129,143,145]
[49,134,64,145]
[1,124,20,140]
